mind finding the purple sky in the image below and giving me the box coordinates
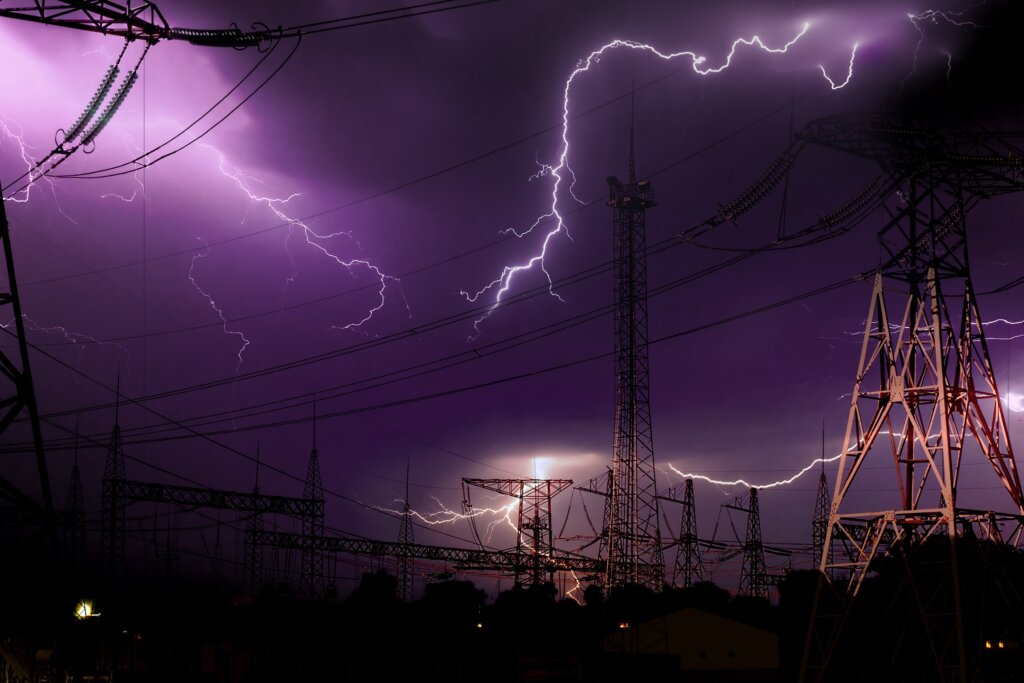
[2,0,1023,590]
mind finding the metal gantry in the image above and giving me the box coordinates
[798,111,1024,683]
[0,1,270,46]
[462,478,573,587]
[601,128,665,592]
[252,529,604,576]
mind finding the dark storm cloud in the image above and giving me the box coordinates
[1,0,1023,589]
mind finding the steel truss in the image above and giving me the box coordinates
[0,1,269,46]
[251,529,604,576]
[462,477,572,587]
[799,111,1024,683]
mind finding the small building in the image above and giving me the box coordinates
[605,607,779,682]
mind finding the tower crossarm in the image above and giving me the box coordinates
[117,479,322,519]
[797,112,1024,197]
[0,0,271,46]
[251,530,604,574]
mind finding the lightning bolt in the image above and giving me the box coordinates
[188,238,250,372]
[210,148,407,332]
[376,496,519,544]
[904,5,982,86]
[1,314,130,358]
[667,430,959,490]
[459,21,865,339]
[818,43,859,90]
[0,116,76,223]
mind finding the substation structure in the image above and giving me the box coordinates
[796,111,1024,683]
[462,478,574,587]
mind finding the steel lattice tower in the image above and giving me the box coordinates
[812,428,830,572]
[601,122,664,592]
[672,478,704,588]
[101,402,126,581]
[302,442,325,597]
[0,195,53,540]
[738,488,768,599]
[63,459,85,580]
[797,112,1024,683]
[243,446,263,596]
[397,459,414,602]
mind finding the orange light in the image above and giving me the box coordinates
[985,641,992,650]
[476,623,483,629]
[998,641,1005,649]
[618,622,630,630]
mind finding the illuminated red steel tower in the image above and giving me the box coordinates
[799,112,1024,682]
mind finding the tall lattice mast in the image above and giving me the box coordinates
[101,378,126,582]
[63,425,85,581]
[302,409,325,597]
[600,98,664,591]
[397,458,415,602]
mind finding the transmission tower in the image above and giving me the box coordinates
[811,427,830,572]
[243,445,264,597]
[672,478,704,588]
[735,488,768,600]
[463,478,572,587]
[0,193,53,543]
[397,459,414,602]
[101,397,126,582]
[302,427,326,597]
[601,110,664,592]
[63,458,85,581]
[797,112,1024,683]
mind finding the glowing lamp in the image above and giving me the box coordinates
[73,600,98,620]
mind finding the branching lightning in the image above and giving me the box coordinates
[819,43,859,90]
[667,430,959,490]
[188,238,251,372]
[458,21,867,339]
[0,117,77,223]
[2,314,130,358]
[211,149,408,332]
[904,5,982,86]
[375,496,519,544]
